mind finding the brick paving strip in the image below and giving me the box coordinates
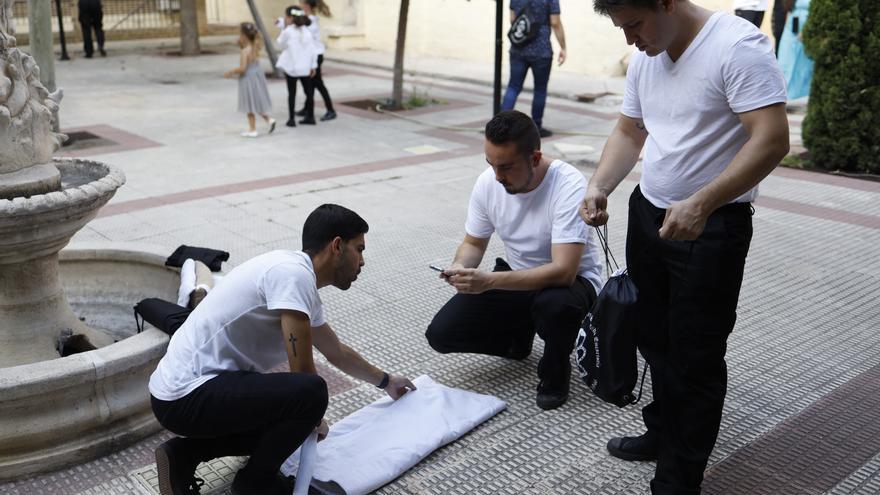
[702,363,880,494]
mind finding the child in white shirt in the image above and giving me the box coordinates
[275,6,318,127]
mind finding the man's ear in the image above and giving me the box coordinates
[660,0,675,13]
[532,150,543,167]
[330,236,343,254]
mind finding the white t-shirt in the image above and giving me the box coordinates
[149,250,326,401]
[732,0,769,11]
[466,160,604,293]
[307,15,326,55]
[276,25,319,77]
[621,12,786,209]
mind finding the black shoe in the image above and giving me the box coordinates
[285,119,296,127]
[231,470,294,495]
[99,48,107,57]
[536,361,571,410]
[155,438,204,495]
[606,432,659,461]
[320,110,337,121]
[299,117,316,125]
[295,108,306,116]
[84,53,93,59]
[539,127,553,138]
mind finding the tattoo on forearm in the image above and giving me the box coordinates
[289,333,298,357]
[636,122,649,135]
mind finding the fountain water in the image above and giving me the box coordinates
[1,3,176,480]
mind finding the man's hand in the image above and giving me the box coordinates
[558,48,566,66]
[314,419,329,442]
[384,374,417,400]
[440,263,464,284]
[447,268,494,294]
[658,197,710,241]
[580,186,609,226]
[310,69,316,78]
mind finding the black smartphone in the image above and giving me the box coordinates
[429,265,446,273]
[792,16,799,35]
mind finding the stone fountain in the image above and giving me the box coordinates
[1,3,176,480]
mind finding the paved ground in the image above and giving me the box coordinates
[1,37,878,495]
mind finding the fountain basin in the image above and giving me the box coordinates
[0,245,176,481]
[0,157,126,366]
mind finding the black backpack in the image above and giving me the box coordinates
[575,226,647,407]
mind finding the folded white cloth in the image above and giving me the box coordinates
[282,375,507,495]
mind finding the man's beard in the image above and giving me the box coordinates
[502,165,535,195]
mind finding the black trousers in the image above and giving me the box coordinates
[426,259,596,390]
[771,2,788,55]
[312,54,334,113]
[286,74,314,121]
[626,187,752,495]
[151,371,328,486]
[78,2,104,56]
[734,9,765,29]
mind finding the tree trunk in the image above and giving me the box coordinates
[180,0,200,56]
[246,0,282,78]
[391,0,409,109]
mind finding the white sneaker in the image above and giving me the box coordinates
[267,119,277,134]
[240,131,258,138]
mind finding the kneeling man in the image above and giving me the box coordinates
[426,110,602,410]
[149,204,415,495]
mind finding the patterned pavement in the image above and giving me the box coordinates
[1,38,879,495]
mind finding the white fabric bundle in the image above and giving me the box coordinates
[282,375,507,495]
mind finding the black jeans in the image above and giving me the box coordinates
[426,259,596,390]
[78,1,104,56]
[626,186,752,495]
[286,74,314,121]
[312,54,334,113]
[151,371,328,485]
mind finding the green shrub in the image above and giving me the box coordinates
[802,0,880,173]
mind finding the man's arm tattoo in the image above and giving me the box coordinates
[288,333,298,357]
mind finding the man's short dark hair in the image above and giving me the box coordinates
[485,110,541,155]
[302,204,369,254]
[593,0,659,17]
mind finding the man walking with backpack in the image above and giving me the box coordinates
[502,0,567,138]
[581,1,789,493]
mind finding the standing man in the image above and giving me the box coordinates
[78,0,106,58]
[583,1,789,493]
[427,110,603,411]
[501,0,567,138]
[732,0,767,28]
[149,204,416,495]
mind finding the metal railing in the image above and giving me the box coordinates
[11,0,180,37]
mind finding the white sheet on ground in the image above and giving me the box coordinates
[282,375,506,495]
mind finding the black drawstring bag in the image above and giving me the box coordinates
[134,298,192,336]
[165,245,229,272]
[575,225,647,408]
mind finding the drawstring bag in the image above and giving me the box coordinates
[575,225,647,408]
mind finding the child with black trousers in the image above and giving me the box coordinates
[299,0,336,121]
[276,6,318,127]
